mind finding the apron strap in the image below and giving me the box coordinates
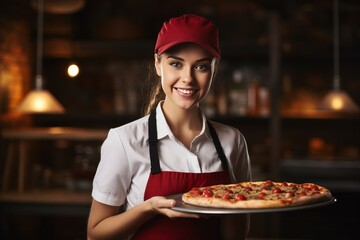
[207,120,229,171]
[148,110,229,174]
[148,110,161,174]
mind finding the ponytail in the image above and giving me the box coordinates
[142,61,165,116]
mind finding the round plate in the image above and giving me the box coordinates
[168,193,336,214]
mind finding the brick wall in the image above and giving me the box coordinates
[0,16,32,127]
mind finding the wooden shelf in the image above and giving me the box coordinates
[0,189,92,216]
[2,127,108,141]
[43,39,269,60]
[281,110,360,120]
[0,189,91,205]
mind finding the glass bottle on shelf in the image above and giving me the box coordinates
[229,69,248,116]
[258,86,270,117]
[71,144,98,192]
[216,85,228,115]
[247,79,260,116]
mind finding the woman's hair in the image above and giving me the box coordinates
[142,56,165,115]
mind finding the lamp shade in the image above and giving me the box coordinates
[320,90,359,112]
[17,89,65,113]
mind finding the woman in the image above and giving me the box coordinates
[87,14,252,240]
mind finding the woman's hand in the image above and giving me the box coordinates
[87,197,202,239]
[146,196,200,219]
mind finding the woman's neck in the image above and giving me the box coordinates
[161,101,203,148]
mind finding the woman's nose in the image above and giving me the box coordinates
[181,67,193,83]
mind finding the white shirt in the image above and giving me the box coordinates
[92,103,252,209]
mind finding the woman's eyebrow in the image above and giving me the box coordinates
[166,55,184,61]
[166,55,212,63]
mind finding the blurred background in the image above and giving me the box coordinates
[0,0,359,239]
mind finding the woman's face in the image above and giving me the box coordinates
[155,44,217,112]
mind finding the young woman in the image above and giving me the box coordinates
[87,14,252,240]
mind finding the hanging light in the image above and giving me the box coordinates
[17,0,65,114]
[67,63,80,78]
[319,0,359,112]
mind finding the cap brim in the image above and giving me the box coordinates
[157,40,221,60]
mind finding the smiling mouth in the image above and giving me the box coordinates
[175,87,197,95]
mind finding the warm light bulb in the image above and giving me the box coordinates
[33,97,47,111]
[67,64,79,77]
[330,96,343,110]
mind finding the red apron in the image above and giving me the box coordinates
[131,111,231,240]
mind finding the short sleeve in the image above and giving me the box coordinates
[91,129,131,206]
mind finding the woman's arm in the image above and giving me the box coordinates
[87,197,200,240]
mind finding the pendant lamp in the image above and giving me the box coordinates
[17,0,65,114]
[319,0,359,112]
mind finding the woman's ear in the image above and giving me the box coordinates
[154,54,161,77]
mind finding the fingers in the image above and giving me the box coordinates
[148,196,201,219]
[151,196,176,208]
[161,208,200,219]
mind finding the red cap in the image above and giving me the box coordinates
[154,14,221,59]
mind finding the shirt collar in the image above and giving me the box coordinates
[155,101,172,140]
[155,101,212,140]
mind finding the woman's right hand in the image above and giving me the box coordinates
[88,197,201,240]
[146,196,201,219]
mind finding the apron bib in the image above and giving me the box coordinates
[131,111,230,240]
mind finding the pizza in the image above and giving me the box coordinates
[182,180,332,209]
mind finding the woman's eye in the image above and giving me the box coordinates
[170,62,182,68]
[195,64,210,71]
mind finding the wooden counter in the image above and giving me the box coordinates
[1,127,107,193]
[0,189,92,216]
